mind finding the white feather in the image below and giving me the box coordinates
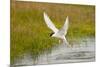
[43,12,58,33]
[59,16,69,35]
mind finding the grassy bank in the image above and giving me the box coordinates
[10,1,95,64]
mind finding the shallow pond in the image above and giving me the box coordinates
[13,37,95,66]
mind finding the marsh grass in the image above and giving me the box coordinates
[10,1,95,64]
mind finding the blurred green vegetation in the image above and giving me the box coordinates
[10,1,95,64]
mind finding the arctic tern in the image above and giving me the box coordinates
[43,12,69,45]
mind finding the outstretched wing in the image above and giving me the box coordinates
[43,12,58,33]
[59,16,69,35]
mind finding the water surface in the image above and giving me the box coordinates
[14,37,95,66]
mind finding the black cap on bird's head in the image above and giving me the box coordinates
[50,32,54,37]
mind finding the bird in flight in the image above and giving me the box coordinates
[43,12,69,45]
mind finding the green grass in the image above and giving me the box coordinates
[10,1,95,64]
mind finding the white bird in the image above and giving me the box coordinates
[43,12,69,45]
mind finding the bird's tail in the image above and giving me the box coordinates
[63,37,69,47]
